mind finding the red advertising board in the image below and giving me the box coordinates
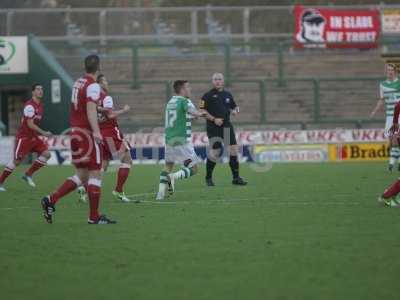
[294,5,380,49]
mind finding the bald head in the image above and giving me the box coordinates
[212,73,224,90]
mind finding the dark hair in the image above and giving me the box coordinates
[173,80,188,94]
[84,54,100,74]
[97,73,105,83]
[32,83,42,91]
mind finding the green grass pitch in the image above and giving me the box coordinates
[0,162,400,300]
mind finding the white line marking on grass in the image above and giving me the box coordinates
[0,206,32,211]
[137,196,360,206]
[125,185,248,199]
[0,194,367,211]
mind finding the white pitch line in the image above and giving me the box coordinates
[0,206,32,211]
[0,194,366,211]
[0,201,373,212]
[125,185,247,198]
[139,197,361,206]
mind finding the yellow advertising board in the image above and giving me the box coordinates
[328,143,390,162]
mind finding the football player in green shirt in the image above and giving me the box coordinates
[156,80,205,200]
[371,63,400,171]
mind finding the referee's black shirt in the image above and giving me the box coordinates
[200,88,237,129]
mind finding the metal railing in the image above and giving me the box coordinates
[113,77,385,130]
[1,4,400,43]
[44,39,390,128]
[52,40,394,90]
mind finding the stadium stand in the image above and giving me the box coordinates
[51,46,383,130]
[1,3,398,132]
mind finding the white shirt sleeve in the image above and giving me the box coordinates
[103,96,114,109]
[187,99,198,114]
[86,83,101,102]
[23,105,35,118]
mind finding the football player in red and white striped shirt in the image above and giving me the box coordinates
[0,84,52,191]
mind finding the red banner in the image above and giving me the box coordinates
[294,5,380,49]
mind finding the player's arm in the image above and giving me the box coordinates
[24,105,51,136]
[230,94,239,116]
[199,96,223,126]
[105,105,130,119]
[86,83,102,143]
[186,100,204,119]
[98,95,130,119]
[27,119,52,137]
[370,98,384,118]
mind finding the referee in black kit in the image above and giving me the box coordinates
[199,73,247,186]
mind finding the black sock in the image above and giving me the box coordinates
[229,155,239,179]
[206,159,216,179]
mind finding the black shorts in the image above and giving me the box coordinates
[207,124,237,149]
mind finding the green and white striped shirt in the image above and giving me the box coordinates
[165,96,197,146]
[380,78,400,117]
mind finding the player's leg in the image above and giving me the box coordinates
[112,143,133,203]
[388,136,400,171]
[227,125,247,185]
[49,168,87,204]
[77,139,112,203]
[385,117,398,171]
[0,137,32,190]
[86,169,102,223]
[86,140,116,225]
[23,138,51,187]
[0,159,21,191]
[229,145,247,185]
[170,158,198,181]
[206,148,219,186]
[167,145,201,194]
[77,169,89,204]
[390,136,400,171]
[156,161,174,200]
[206,134,223,186]
[378,178,400,207]
[41,168,87,223]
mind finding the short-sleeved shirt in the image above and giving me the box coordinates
[165,96,197,146]
[200,88,237,129]
[16,99,44,139]
[98,90,119,130]
[70,74,101,130]
[380,78,400,118]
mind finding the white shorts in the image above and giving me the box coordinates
[385,116,399,138]
[165,144,202,165]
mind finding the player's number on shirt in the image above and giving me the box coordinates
[165,110,177,128]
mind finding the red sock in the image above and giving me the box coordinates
[115,165,130,193]
[383,180,400,199]
[0,167,14,184]
[87,180,101,221]
[50,178,79,204]
[25,159,46,177]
